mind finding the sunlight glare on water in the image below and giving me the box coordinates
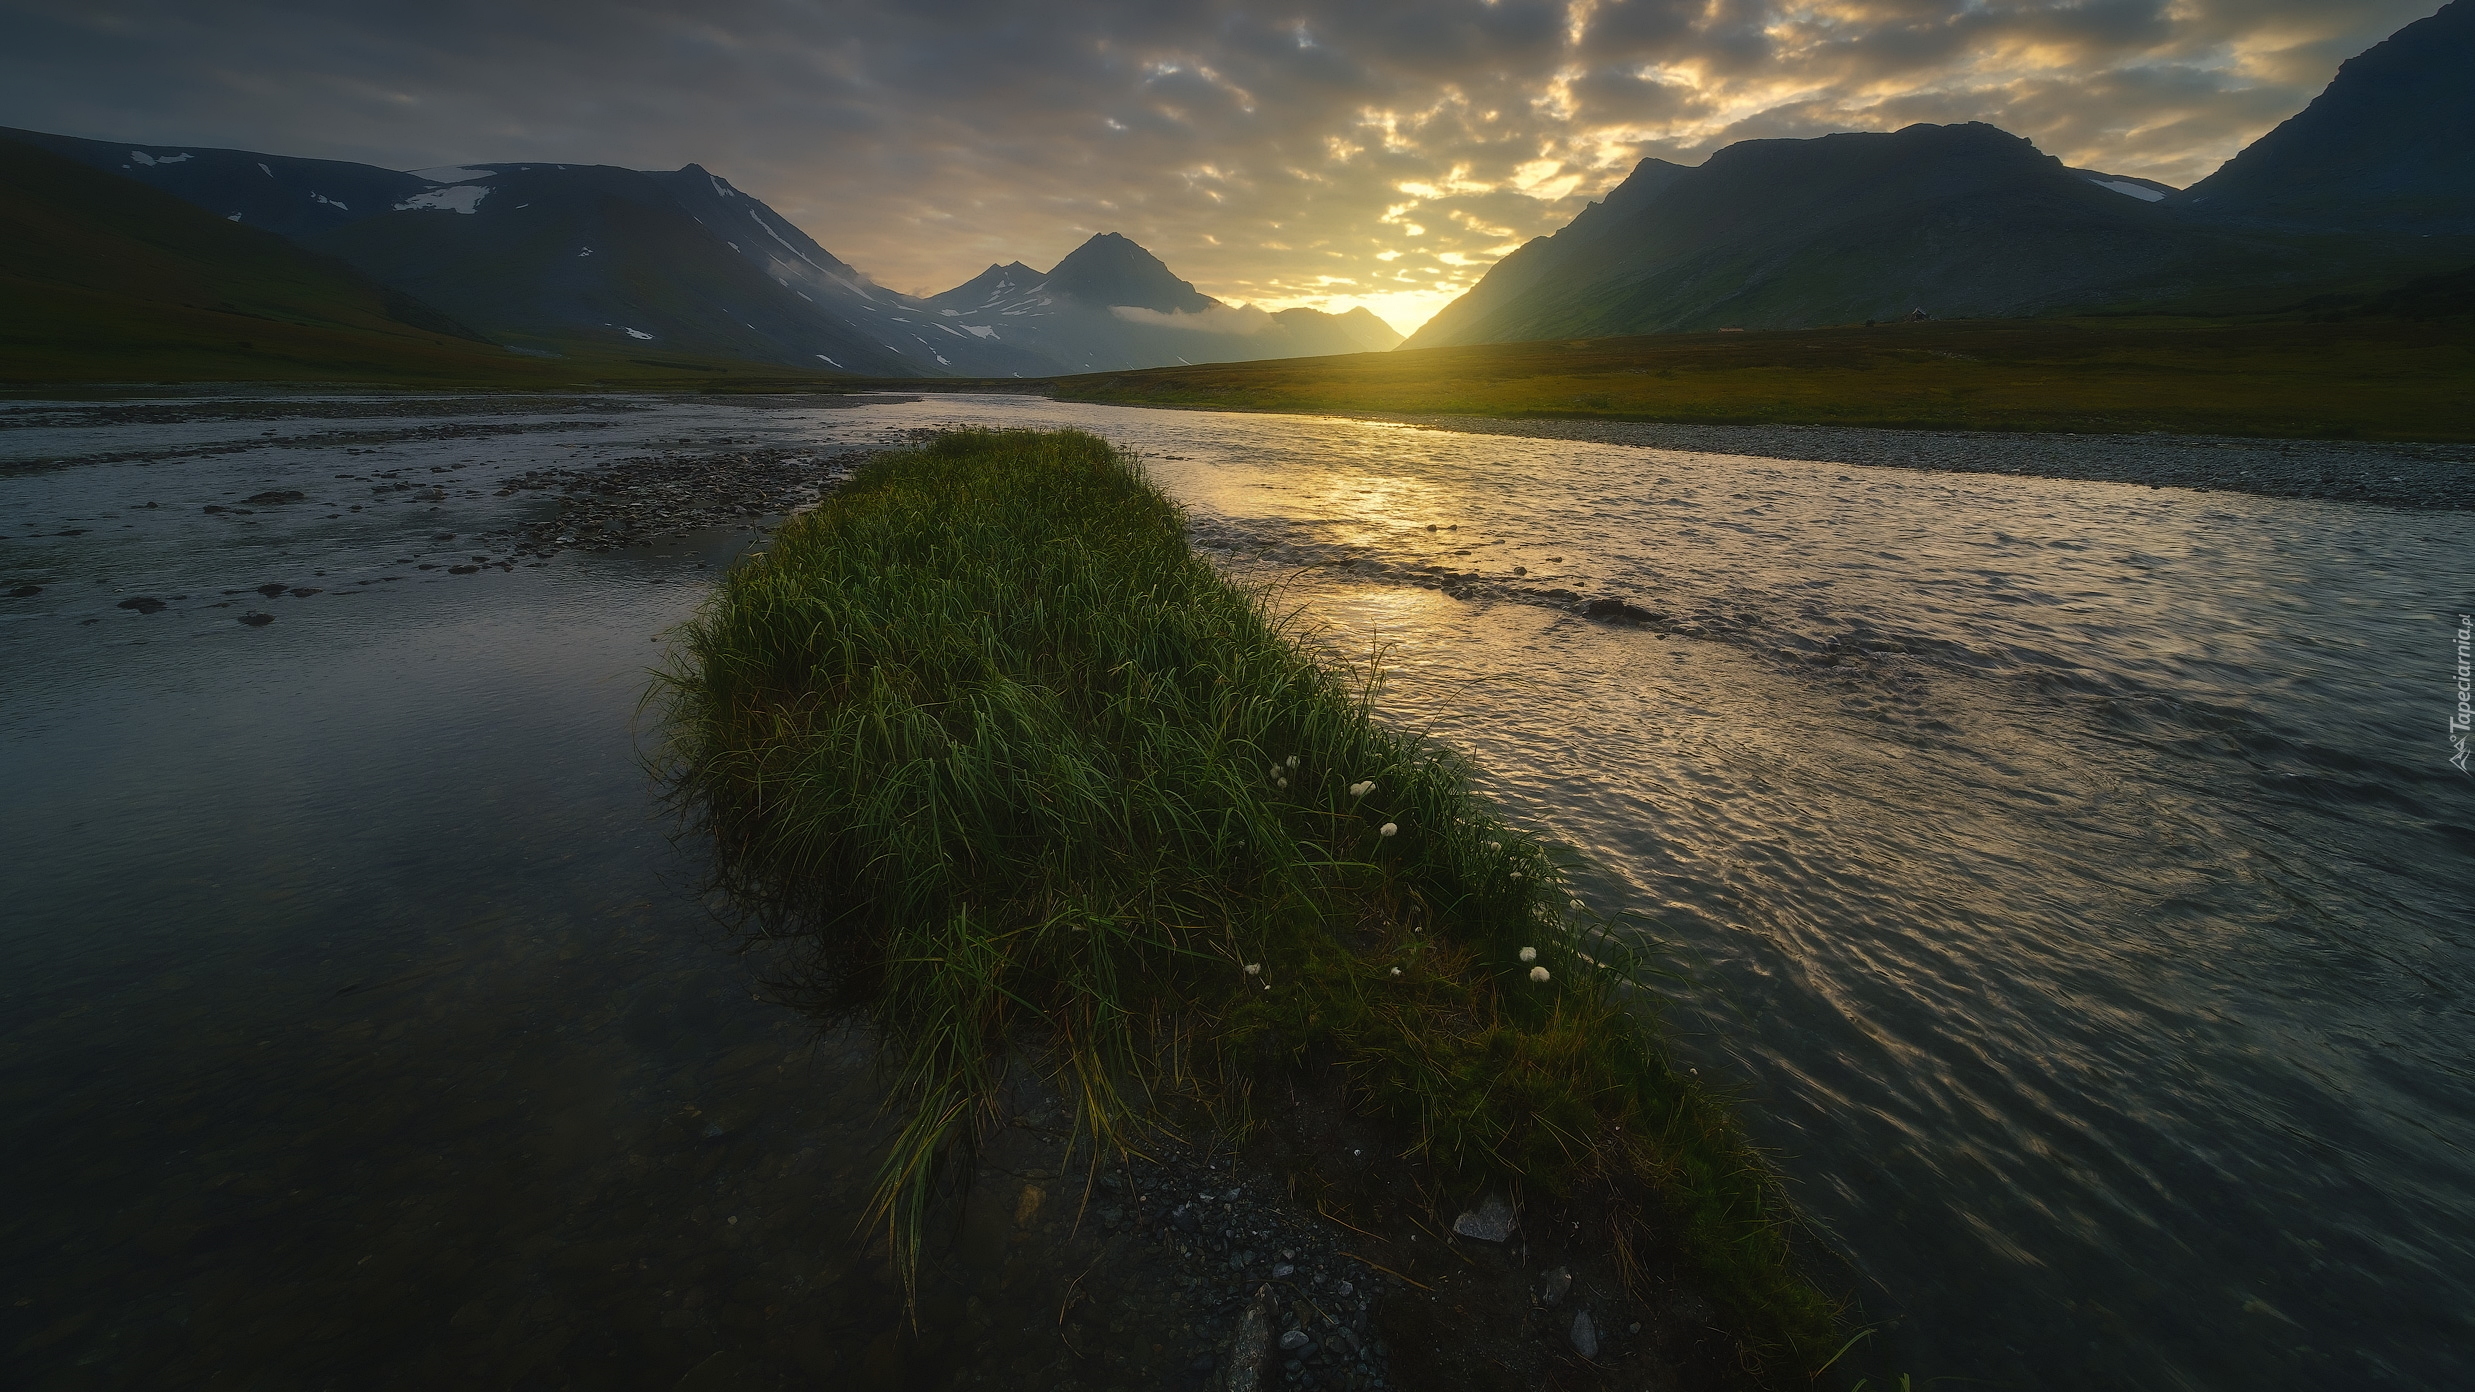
[3,391,2467,1390]
[877,396,2475,1391]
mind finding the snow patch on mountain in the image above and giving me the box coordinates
[394,185,489,214]
[2089,177,2166,202]
[622,327,653,340]
[747,208,832,275]
[127,151,192,166]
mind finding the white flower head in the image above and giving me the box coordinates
[1529,965,1551,983]
[1349,779,1375,799]
[1277,778,1288,788]
[1286,754,1300,769]
[1379,822,1398,838]
[1243,963,1261,976]
[1389,966,1402,977]
[1518,946,1537,962]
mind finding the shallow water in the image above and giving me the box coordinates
[4,392,2469,1389]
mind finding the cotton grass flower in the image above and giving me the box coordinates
[1378,822,1398,838]
[1389,967,1402,978]
[1286,755,1300,769]
[1529,965,1551,983]
[1518,946,1537,963]
[1243,963,1261,976]
[1348,779,1375,799]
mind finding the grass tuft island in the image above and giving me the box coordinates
[652,428,1839,1378]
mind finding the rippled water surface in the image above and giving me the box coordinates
[5,392,2469,1389]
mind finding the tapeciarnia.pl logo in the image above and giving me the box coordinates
[2453,613,2472,774]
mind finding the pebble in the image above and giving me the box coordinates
[1570,1309,1598,1359]
[1535,1266,1571,1307]
[1450,1194,1512,1242]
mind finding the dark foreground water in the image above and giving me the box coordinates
[4,391,2469,1390]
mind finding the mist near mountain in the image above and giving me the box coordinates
[926,233,1401,373]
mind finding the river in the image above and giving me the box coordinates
[3,391,2468,1389]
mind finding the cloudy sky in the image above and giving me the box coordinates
[0,0,2441,330]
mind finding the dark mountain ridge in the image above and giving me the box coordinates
[1410,1,2475,347]
[0,132,535,383]
[2171,0,2475,232]
[1408,122,2282,345]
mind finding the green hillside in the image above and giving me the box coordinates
[1056,312,2475,441]
[0,136,846,388]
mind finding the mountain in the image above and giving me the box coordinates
[1277,306,1402,353]
[2170,0,2475,232]
[1042,232,1216,313]
[6,125,1399,377]
[1410,3,2475,347]
[0,132,540,383]
[1406,123,2277,346]
[2,127,1055,376]
[922,234,1400,372]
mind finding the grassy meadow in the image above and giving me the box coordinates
[650,429,1836,1371]
[1053,314,2475,441]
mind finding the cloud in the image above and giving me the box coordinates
[1112,303,1279,334]
[0,0,2439,329]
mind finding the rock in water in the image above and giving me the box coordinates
[1451,1194,1513,1242]
[1570,1309,1598,1359]
[1211,1283,1275,1392]
[243,490,306,505]
[238,612,274,627]
[115,596,166,614]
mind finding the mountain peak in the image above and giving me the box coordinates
[928,259,1047,309]
[2173,0,2475,231]
[1041,232,1217,314]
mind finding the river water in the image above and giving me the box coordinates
[3,391,2468,1389]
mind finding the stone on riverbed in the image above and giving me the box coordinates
[1570,1308,1598,1358]
[1536,1266,1572,1307]
[1451,1194,1513,1242]
[1210,1283,1275,1392]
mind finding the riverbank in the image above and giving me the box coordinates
[651,428,1838,1384]
[1351,414,2475,511]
